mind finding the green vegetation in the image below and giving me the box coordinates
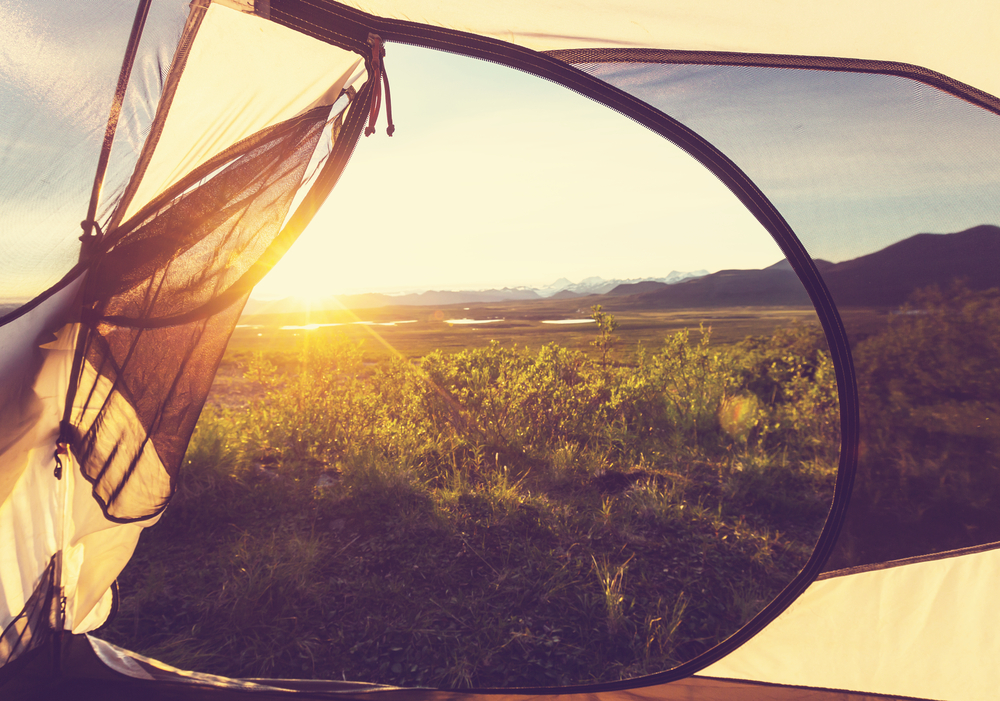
[590,304,619,368]
[92,280,1000,686]
[830,283,1000,567]
[103,314,840,687]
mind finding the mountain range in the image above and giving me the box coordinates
[243,225,999,316]
[243,270,708,315]
[612,224,999,310]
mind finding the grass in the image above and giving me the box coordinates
[95,285,1000,686]
[100,311,842,687]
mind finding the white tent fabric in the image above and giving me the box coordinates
[0,281,148,637]
[701,546,1000,701]
[336,0,1000,98]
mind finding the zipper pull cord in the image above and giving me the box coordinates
[365,34,395,137]
[53,443,68,480]
[381,64,395,137]
[54,421,74,480]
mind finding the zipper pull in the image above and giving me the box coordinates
[365,33,395,137]
[54,443,67,480]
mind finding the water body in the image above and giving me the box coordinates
[280,320,418,330]
[444,318,505,325]
[541,319,595,325]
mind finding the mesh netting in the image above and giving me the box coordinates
[0,0,189,305]
[577,58,1000,569]
[69,107,332,522]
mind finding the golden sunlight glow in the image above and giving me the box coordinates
[255,44,780,302]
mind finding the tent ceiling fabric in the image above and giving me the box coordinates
[122,1,364,224]
[334,0,1000,99]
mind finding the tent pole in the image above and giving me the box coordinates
[80,0,153,257]
[102,0,210,236]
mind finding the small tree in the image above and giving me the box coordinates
[590,304,619,368]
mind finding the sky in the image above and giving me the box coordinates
[591,62,1000,264]
[253,43,1000,300]
[3,4,999,303]
[253,44,782,300]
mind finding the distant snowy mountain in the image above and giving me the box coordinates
[536,271,709,297]
[534,277,575,297]
[244,271,710,314]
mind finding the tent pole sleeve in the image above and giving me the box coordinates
[81,0,153,254]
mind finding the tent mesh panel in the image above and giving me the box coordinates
[68,108,330,522]
[576,58,1000,569]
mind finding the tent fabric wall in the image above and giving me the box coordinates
[323,0,1000,103]
[1,0,998,698]
[1,0,373,667]
[700,544,1000,701]
[0,280,145,667]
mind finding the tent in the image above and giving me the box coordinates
[1,0,998,698]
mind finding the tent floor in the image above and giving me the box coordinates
[0,634,930,701]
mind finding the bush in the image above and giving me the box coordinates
[832,284,1000,567]
[104,324,841,686]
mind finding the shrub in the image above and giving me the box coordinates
[105,323,842,686]
[832,283,1000,566]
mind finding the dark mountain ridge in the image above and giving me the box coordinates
[244,226,999,318]
[624,225,999,310]
[822,225,1000,307]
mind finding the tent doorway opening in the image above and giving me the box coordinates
[95,44,840,688]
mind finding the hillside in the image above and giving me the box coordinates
[617,225,999,310]
[243,225,1000,320]
[823,224,1000,306]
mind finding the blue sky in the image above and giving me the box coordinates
[591,62,1000,263]
[256,46,1000,299]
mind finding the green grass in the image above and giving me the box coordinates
[101,315,841,687]
[99,287,1000,686]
